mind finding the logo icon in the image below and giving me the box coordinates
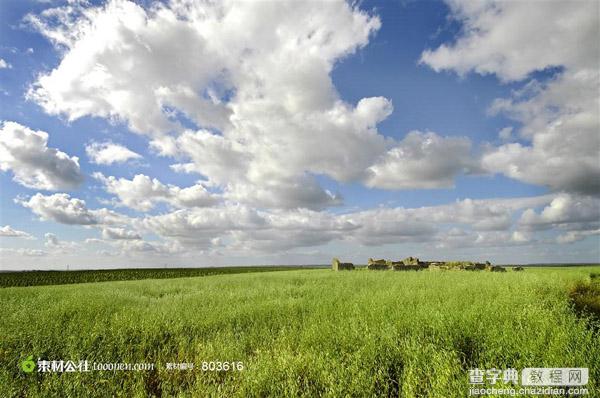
[21,356,36,373]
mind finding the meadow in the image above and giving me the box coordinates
[1,266,598,397]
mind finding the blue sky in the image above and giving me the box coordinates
[0,0,598,269]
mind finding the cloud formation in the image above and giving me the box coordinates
[4,0,597,265]
[0,121,84,190]
[0,225,33,238]
[86,141,141,165]
[93,172,219,211]
[366,131,474,189]
[17,193,128,226]
[420,1,599,82]
[27,0,471,210]
[421,0,600,196]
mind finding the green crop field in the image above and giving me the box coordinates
[0,266,315,288]
[1,266,598,397]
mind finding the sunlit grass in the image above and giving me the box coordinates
[1,266,598,397]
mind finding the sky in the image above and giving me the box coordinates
[0,0,598,270]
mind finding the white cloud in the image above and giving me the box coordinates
[0,58,11,69]
[0,248,46,257]
[101,227,141,240]
[421,0,600,196]
[93,172,219,211]
[26,0,473,209]
[138,204,267,248]
[169,163,196,174]
[365,131,474,189]
[19,193,97,224]
[420,1,599,82]
[135,194,556,252]
[44,232,79,253]
[337,195,551,247]
[519,194,600,231]
[44,232,59,247]
[435,229,533,250]
[557,229,600,244]
[0,121,84,190]
[482,70,600,195]
[85,141,141,165]
[117,239,183,255]
[0,225,33,238]
[17,193,129,226]
[498,127,512,141]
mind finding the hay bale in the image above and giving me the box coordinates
[488,265,506,272]
[512,266,525,271]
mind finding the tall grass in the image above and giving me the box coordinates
[1,267,598,397]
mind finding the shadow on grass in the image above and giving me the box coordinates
[569,273,600,328]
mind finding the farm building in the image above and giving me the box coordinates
[331,258,355,271]
[363,257,507,272]
[367,258,390,270]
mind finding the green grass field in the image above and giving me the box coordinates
[1,266,598,397]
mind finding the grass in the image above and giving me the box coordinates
[0,266,315,288]
[569,272,600,320]
[0,266,599,397]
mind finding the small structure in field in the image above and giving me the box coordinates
[512,266,525,271]
[332,257,355,271]
[393,257,428,271]
[360,256,507,273]
[367,258,391,270]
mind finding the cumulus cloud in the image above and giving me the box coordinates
[101,227,141,240]
[337,195,551,247]
[13,0,597,262]
[0,58,11,69]
[134,194,556,252]
[519,194,600,231]
[85,141,141,165]
[366,131,474,189]
[26,0,472,209]
[93,172,219,211]
[138,204,267,248]
[557,229,600,244]
[435,228,534,250]
[421,0,600,196]
[44,232,59,246]
[19,193,97,225]
[0,225,33,238]
[420,1,599,82]
[17,193,129,226]
[15,189,596,256]
[43,232,79,253]
[482,70,600,195]
[0,121,84,190]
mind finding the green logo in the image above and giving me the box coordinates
[21,356,35,373]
